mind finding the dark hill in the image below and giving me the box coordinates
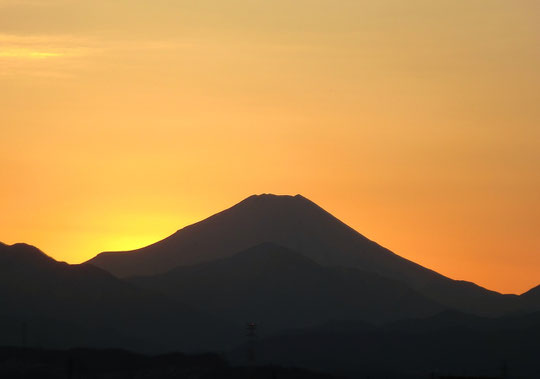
[0,243,237,353]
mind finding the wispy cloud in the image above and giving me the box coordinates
[0,33,213,77]
[0,33,96,55]
[0,33,100,77]
[0,31,291,78]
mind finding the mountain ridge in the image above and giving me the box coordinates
[88,193,525,316]
[89,194,443,283]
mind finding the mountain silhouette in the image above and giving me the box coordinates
[129,242,444,333]
[2,216,539,376]
[0,242,237,353]
[89,194,526,316]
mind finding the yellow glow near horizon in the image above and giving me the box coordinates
[1,0,539,295]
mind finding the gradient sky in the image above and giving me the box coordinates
[1,0,539,294]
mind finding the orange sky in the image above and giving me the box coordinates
[1,0,539,294]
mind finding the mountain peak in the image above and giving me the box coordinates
[230,193,328,220]
[239,193,311,205]
[88,193,419,288]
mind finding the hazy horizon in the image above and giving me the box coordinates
[1,0,539,294]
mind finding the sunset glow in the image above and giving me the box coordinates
[1,0,539,294]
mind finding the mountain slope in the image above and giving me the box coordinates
[0,243,237,353]
[521,285,540,310]
[89,194,523,316]
[129,243,445,332]
[522,284,540,300]
[91,194,423,279]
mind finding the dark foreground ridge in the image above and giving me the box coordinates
[229,310,540,378]
[0,242,239,353]
[0,346,340,379]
